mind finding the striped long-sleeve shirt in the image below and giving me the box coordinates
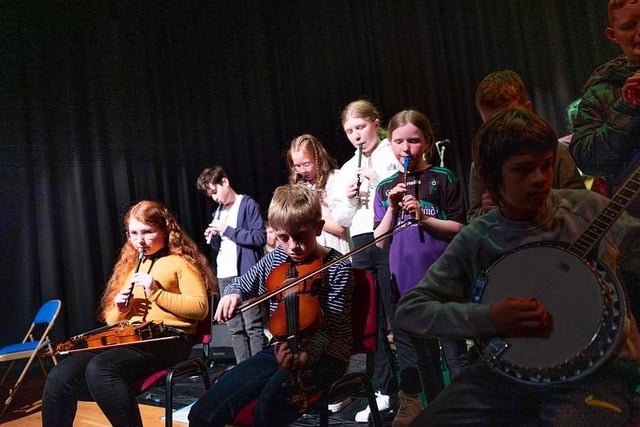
[224,246,353,364]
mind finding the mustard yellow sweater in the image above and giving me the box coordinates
[105,254,209,335]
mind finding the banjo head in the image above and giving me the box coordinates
[472,242,626,385]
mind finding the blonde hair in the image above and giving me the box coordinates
[286,134,338,190]
[98,200,217,321]
[608,0,639,25]
[267,185,322,232]
[341,99,388,140]
[475,70,528,112]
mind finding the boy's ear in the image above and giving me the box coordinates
[605,27,618,45]
[315,219,325,236]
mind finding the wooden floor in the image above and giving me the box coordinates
[2,400,169,426]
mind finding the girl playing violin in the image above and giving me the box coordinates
[42,200,215,427]
[189,184,354,427]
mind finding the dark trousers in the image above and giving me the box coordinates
[411,359,639,426]
[189,347,346,427]
[219,276,267,363]
[42,337,192,427]
[351,233,398,397]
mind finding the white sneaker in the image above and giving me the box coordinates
[355,391,391,422]
[327,396,352,413]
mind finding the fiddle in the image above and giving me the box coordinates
[52,320,169,355]
[237,219,413,315]
[213,221,412,410]
[267,256,324,345]
[267,255,324,411]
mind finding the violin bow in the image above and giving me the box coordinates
[238,219,414,313]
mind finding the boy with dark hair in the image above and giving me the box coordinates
[196,165,267,363]
[397,108,640,425]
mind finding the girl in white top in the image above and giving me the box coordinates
[287,133,351,256]
[329,99,400,422]
[330,100,398,235]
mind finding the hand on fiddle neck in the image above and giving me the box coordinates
[274,341,310,372]
[214,293,241,322]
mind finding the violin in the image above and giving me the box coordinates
[266,255,324,412]
[222,220,413,410]
[53,320,168,355]
[267,256,324,345]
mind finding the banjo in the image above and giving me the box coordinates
[472,165,640,385]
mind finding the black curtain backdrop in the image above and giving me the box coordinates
[0,1,617,343]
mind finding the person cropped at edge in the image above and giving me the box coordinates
[570,0,640,218]
[373,109,467,427]
[467,69,584,222]
[569,0,640,320]
[287,133,350,255]
[397,108,640,426]
[42,200,214,427]
[330,99,399,421]
[188,184,353,427]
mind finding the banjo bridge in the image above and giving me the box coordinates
[485,338,509,360]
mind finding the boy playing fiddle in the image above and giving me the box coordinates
[396,108,640,425]
[189,184,353,427]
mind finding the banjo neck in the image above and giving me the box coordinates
[569,165,640,259]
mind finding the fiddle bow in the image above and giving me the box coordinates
[238,219,413,314]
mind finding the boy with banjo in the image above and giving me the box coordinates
[396,108,640,425]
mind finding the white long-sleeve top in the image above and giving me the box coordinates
[329,139,398,237]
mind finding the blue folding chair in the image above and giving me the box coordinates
[0,299,62,415]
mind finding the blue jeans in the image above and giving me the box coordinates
[189,346,346,427]
[42,336,192,427]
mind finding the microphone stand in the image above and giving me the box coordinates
[435,139,450,168]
